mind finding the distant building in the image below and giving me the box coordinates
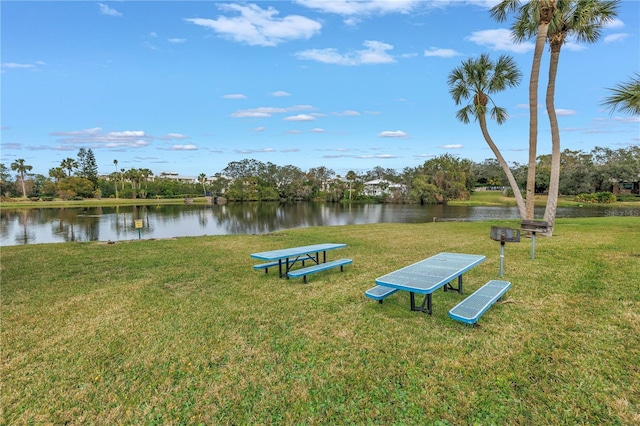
[363,179,405,197]
[156,172,197,184]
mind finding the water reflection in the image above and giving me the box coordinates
[0,202,634,246]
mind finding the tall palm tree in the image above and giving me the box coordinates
[198,173,208,196]
[602,72,640,115]
[491,0,558,221]
[11,159,33,198]
[448,53,527,219]
[541,0,619,235]
[113,159,118,198]
[60,157,78,177]
[346,170,357,201]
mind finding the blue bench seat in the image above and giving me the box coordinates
[253,258,305,274]
[365,285,399,303]
[286,258,352,283]
[448,280,511,325]
[253,261,280,274]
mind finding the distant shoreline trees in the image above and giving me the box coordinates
[1,148,638,203]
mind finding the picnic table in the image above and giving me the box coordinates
[251,243,347,279]
[369,252,485,314]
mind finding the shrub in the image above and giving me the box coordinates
[575,192,616,204]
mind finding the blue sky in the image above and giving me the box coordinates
[2,0,639,178]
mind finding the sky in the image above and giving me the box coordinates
[2,0,639,179]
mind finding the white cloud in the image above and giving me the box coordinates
[171,144,197,150]
[424,47,460,58]
[604,33,629,44]
[168,38,186,44]
[604,18,625,29]
[252,126,266,132]
[163,133,189,139]
[295,0,421,16]
[556,109,577,116]
[1,63,36,69]
[185,4,321,47]
[271,90,291,97]
[230,105,314,118]
[466,29,534,53]
[284,114,316,121]
[377,130,409,138]
[223,93,247,99]
[98,3,122,17]
[440,144,463,149]
[333,110,361,116]
[296,40,395,65]
[234,148,277,154]
[50,127,152,148]
[310,128,326,133]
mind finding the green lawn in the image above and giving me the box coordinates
[2,217,639,424]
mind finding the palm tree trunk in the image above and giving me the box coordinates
[543,42,562,236]
[478,115,527,219]
[20,172,27,198]
[525,21,550,221]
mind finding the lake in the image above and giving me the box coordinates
[1,202,636,246]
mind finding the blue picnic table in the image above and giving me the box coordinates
[369,252,486,314]
[251,243,347,278]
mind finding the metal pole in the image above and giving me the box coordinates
[531,232,536,259]
[499,242,505,277]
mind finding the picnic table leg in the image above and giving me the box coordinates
[285,258,290,279]
[410,293,433,315]
[458,275,463,294]
[278,259,284,278]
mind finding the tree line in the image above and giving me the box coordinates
[1,146,637,204]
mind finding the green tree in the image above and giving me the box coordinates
[473,159,508,187]
[81,148,99,184]
[113,159,119,198]
[542,0,619,234]
[491,0,558,221]
[49,167,67,183]
[58,176,94,198]
[60,158,78,177]
[602,72,640,115]
[345,170,357,201]
[11,158,33,198]
[448,53,527,219]
[198,173,208,196]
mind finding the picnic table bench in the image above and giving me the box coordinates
[448,280,511,325]
[287,258,352,283]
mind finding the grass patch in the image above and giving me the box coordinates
[2,218,639,424]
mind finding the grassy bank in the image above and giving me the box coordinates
[2,218,639,424]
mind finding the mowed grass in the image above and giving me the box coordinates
[2,217,639,424]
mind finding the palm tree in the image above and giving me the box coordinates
[198,173,208,196]
[540,0,619,235]
[48,167,66,183]
[346,171,357,201]
[60,157,78,177]
[602,72,640,115]
[113,159,118,198]
[11,159,33,198]
[448,53,527,219]
[491,0,558,220]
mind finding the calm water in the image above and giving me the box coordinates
[1,202,636,246]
